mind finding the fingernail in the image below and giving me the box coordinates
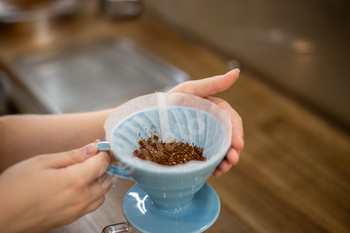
[81,143,97,156]
[234,68,240,73]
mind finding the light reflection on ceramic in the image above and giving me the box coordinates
[98,94,231,233]
[123,183,220,233]
[128,192,148,214]
[101,106,230,209]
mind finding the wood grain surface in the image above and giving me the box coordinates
[0,1,349,232]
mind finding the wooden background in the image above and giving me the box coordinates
[0,1,349,232]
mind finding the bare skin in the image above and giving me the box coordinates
[169,69,243,176]
[0,69,243,232]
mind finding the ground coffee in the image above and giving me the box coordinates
[133,135,206,166]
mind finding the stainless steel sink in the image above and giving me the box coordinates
[11,38,189,114]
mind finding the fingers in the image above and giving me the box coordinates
[171,70,243,177]
[213,149,239,177]
[206,96,244,151]
[80,173,112,216]
[82,196,106,216]
[42,143,98,168]
[213,159,233,177]
[169,69,240,97]
[213,167,222,177]
[219,159,233,173]
[226,147,240,165]
[89,173,113,201]
[73,150,111,182]
[169,69,243,178]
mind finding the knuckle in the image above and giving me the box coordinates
[99,196,106,206]
[74,199,89,214]
[94,196,106,211]
[67,150,83,163]
[32,154,46,164]
[232,114,243,127]
[62,216,79,226]
[61,204,85,225]
[71,177,88,190]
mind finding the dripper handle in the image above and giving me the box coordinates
[97,141,135,181]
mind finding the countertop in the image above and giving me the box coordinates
[0,1,349,233]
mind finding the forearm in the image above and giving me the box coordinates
[0,108,114,172]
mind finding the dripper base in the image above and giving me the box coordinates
[123,183,220,233]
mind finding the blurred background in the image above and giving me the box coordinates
[145,0,350,133]
[0,1,349,232]
[0,0,349,132]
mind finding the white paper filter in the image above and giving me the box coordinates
[104,92,232,172]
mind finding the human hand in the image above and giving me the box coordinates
[0,142,112,233]
[169,69,244,176]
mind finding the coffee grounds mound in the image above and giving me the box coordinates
[133,135,206,166]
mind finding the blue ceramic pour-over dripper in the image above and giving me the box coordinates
[98,92,232,233]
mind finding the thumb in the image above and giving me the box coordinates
[169,69,240,97]
[42,143,98,168]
